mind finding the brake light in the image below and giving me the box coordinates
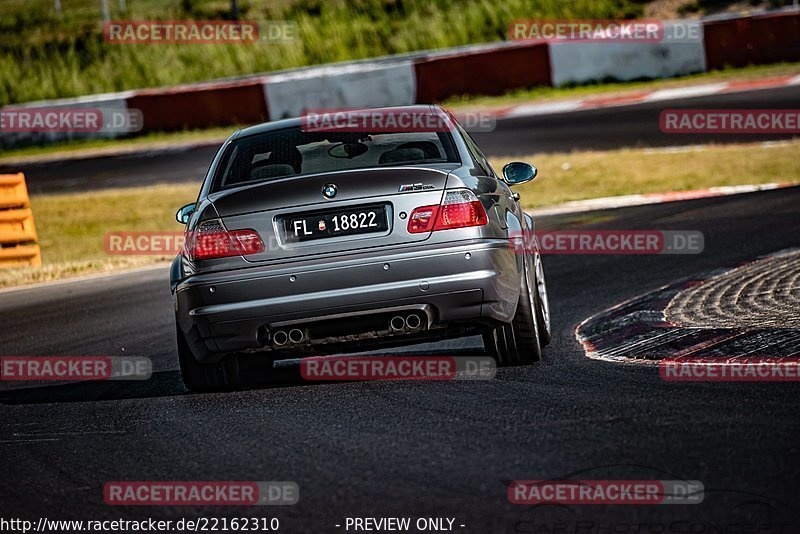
[407,190,488,234]
[187,219,265,260]
[408,205,439,233]
[435,190,488,230]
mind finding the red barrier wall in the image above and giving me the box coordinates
[414,42,551,103]
[703,11,800,70]
[128,80,269,132]
[117,10,799,133]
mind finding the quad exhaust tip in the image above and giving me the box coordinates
[272,312,426,347]
[389,313,424,332]
[406,313,422,330]
[288,328,305,344]
[389,315,406,331]
[273,329,305,347]
[273,330,289,346]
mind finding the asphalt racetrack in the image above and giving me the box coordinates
[4,84,799,194]
[1,184,799,531]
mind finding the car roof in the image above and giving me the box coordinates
[233,105,449,139]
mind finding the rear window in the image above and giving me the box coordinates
[211,127,459,191]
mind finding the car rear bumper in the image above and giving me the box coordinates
[174,239,521,362]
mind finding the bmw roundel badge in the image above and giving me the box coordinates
[322,183,338,199]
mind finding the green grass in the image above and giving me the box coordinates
[443,61,800,108]
[1,0,648,105]
[1,138,797,288]
[1,60,797,162]
[0,182,199,289]
[30,182,197,265]
[491,140,800,208]
[0,126,237,163]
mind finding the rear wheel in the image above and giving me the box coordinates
[176,326,238,392]
[483,322,518,366]
[533,251,552,347]
[485,252,542,366]
[511,251,543,363]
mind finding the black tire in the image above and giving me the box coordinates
[483,322,518,366]
[511,252,542,363]
[533,252,552,347]
[176,326,237,392]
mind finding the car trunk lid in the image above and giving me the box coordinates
[208,166,454,263]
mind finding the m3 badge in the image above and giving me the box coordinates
[398,183,435,192]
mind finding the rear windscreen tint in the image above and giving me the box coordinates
[212,127,459,191]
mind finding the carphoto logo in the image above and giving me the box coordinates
[104,481,298,506]
[104,20,298,44]
[300,355,496,381]
[660,357,800,382]
[510,230,704,255]
[512,518,784,533]
[0,356,151,381]
[660,109,800,133]
[0,107,142,134]
[508,479,704,505]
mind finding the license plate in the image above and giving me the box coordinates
[283,204,389,243]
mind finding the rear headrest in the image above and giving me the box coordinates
[249,164,296,181]
[396,141,441,159]
[378,147,426,165]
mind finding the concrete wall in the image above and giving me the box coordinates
[549,23,706,86]
[263,62,416,121]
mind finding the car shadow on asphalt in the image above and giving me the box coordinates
[0,370,188,405]
[0,347,490,405]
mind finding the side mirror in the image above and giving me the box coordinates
[502,162,537,185]
[176,203,195,224]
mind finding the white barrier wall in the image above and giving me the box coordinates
[549,23,706,87]
[263,61,416,120]
[0,92,134,148]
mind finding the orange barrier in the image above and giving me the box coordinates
[0,173,41,268]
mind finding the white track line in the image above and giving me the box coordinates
[643,83,728,102]
[503,101,583,118]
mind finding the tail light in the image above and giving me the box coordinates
[186,219,265,260]
[408,205,439,234]
[407,189,488,234]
